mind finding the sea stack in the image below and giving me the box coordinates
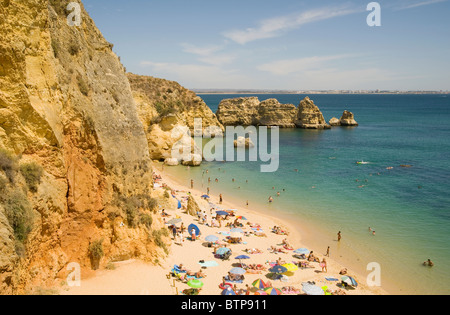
[340,110,359,126]
[296,97,331,129]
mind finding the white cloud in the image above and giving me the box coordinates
[181,43,223,57]
[394,0,448,10]
[139,61,248,88]
[223,6,359,45]
[257,55,354,75]
[180,43,236,66]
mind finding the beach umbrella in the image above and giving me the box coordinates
[177,200,182,209]
[188,224,200,236]
[341,276,358,287]
[216,247,231,255]
[230,228,244,234]
[216,211,229,216]
[187,279,204,289]
[167,218,182,225]
[229,267,246,275]
[294,248,309,255]
[222,287,236,296]
[302,283,325,296]
[205,235,219,243]
[282,263,298,273]
[269,265,288,274]
[252,279,269,290]
[235,255,250,267]
[264,287,283,296]
[230,232,243,239]
[201,195,210,199]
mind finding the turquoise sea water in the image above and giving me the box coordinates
[164,94,450,295]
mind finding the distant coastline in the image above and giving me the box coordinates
[194,89,450,95]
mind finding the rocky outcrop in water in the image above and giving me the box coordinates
[295,97,331,129]
[216,97,297,127]
[339,110,359,126]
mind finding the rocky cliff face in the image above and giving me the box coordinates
[295,97,330,129]
[0,0,169,294]
[216,97,297,127]
[216,96,331,129]
[127,73,223,165]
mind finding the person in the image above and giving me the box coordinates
[219,194,223,204]
[320,258,328,273]
[180,223,186,233]
[172,225,177,240]
[245,284,251,296]
[191,229,196,241]
[326,246,330,257]
[337,231,342,242]
[191,179,194,189]
[423,259,434,267]
[268,196,274,203]
[207,187,210,195]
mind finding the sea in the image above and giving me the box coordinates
[162,94,450,295]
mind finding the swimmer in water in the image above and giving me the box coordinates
[269,197,274,203]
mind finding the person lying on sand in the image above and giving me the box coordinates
[245,248,263,254]
[276,257,287,265]
[307,251,320,263]
[269,246,287,254]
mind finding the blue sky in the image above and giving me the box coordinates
[82,0,450,91]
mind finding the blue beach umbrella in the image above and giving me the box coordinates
[270,265,288,274]
[294,248,309,255]
[216,247,231,255]
[188,224,200,236]
[222,287,236,295]
[229,267,246,275]
[205,235,219,243]
[341,276,358,287]
[216,211,229,216]
[177,200,182,209]
[230,228,244,234]
[201,195,210,199]
[235,255,250,267]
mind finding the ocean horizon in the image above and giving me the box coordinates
[163,93,450,295]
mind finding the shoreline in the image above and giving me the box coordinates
[156,163,388,295]
[63,162,388,295]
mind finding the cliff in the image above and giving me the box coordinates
[127,73,223,164]
[0,0,169,294]
[216,97,297,127]
[216,96,331,129]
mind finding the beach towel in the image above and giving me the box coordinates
[198,261,219,268]
[326,278,339,282]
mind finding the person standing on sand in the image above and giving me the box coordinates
[326,246,330,257]
[191,179,194,189]
[219,194,223,204]
[320,258,328,273]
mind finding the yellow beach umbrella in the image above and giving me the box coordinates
[282,263,298,272]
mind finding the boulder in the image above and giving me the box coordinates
[340,110,359,126]
[234,136,255,148]
[329,117,341,126]
[164,158,179,166]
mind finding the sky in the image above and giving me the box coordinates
[82,0,450,91]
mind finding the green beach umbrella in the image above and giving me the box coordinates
[187,279,204,289]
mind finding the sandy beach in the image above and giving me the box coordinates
[63,163,387,296]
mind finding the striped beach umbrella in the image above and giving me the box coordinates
[264,287,283,295]
[216,247,231,255]
[341,276,358,287]
[252,279,269,290]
